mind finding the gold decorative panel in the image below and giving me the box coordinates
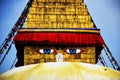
[24,46,96,65]
[25,0,94,28]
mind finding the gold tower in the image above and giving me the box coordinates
[14,0,104,66]
[25,0,93,28]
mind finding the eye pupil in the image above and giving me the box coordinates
[43,49,51,54]
[69,49,76,54]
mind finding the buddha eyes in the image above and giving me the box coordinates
[39,48,81,54]
[39,49,54,54]
[66,49,81,54]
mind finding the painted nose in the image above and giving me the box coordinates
[56,53,63,62]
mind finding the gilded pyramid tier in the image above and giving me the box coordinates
[13,0,105,66]
[25,0,94,28]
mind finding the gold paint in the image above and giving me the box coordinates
[1,62,120,80]
[18,29,100,33]
[24,46,96,65]
[25,0,94,28]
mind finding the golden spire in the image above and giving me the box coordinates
[25,0,94,28]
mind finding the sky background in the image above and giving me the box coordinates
[0,0,120,73]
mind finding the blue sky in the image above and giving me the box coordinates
[0,0,120,73]
[85,0,120,66]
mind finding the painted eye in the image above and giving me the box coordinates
[39,49,54,54]
[66,49,81,54]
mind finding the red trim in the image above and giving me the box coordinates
[14,32,104,66]
[14,32,104,46]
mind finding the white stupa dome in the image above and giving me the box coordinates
[0,62,120,80]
